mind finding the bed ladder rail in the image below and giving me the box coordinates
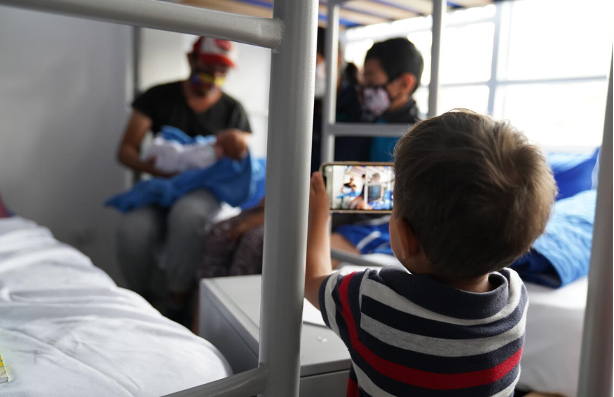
[0,0,283,49]
[165,365,268,397]
[331,248,384,268]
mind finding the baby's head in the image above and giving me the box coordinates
[390,109,557,280]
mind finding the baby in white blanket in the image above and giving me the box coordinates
[141,135,220,174]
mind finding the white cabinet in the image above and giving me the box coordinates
[198,275,350,397]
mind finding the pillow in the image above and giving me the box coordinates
[547,148,600,200]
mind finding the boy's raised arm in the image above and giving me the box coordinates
[305,172,333,311]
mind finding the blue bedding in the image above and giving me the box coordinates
[337,149,600,288]
[547,149,599,200]
[510,189,596,288]
[106,153,266,213]
[508,149,599,287]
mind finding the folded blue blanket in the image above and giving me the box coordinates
[106,153,266,213]
[510,189,596,288]
[547,148,599,200]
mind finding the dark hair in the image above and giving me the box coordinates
[342,62,359,86]
[317,27,326,57]
[393,109,557,279]
[365,38,424,94]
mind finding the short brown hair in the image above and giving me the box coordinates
[393,109,557,279]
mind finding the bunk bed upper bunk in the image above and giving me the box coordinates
[0,0,611,396]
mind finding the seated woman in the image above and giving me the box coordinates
[198,199,265,279]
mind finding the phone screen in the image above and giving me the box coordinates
[321,163,394,212]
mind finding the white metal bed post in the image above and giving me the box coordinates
[258,0,318,396]
[321,1,341,164]
[428,0,445,118]
[576,58,613,397]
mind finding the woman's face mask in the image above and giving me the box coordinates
[191,72,226,90]
[362,85,391,117]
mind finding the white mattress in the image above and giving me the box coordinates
[339,254,587,397]
[0,217,231,397]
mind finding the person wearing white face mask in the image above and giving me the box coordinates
[360,37,424,161]
[333,38,423,163]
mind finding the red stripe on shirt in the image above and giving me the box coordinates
[338,272,522,390]
[347,377,359,397]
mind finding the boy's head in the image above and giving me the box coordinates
[364,38,423,95]
[390,109,557,279]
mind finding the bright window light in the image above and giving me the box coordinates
[340,0,611,151]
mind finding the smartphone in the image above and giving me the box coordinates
[320,162,394,213]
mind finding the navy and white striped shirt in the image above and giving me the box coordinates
[319,266,527,397]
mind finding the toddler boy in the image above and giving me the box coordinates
[305,109,556,396]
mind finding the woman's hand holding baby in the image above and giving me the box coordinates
[216,129,249,160]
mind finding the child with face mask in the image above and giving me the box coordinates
[360,38,424,161]
[334,38,423,164]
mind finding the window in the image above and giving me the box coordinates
[341,0,611,151]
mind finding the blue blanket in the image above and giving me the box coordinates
[106,153,266,213]
[547,148,599,200]
[337,149,600,288]
[510,189,596,288]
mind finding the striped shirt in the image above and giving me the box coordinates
[319,266,527,397]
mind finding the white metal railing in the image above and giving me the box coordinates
[0,0,283,49]
[0,0,317,396]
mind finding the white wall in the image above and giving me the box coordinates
[0,6,132,285]
[138,29,271,157]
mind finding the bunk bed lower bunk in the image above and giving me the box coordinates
[0,215,231,396]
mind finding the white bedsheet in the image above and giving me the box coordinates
[339,254,586,397]
[0,217,231,397]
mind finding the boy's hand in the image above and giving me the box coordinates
[309,172,331,225]
[306,171,332,311]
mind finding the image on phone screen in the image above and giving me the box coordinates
[322,163,394,212]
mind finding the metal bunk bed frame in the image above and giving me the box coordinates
[321,2,613,397]
[0,0,611,396]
